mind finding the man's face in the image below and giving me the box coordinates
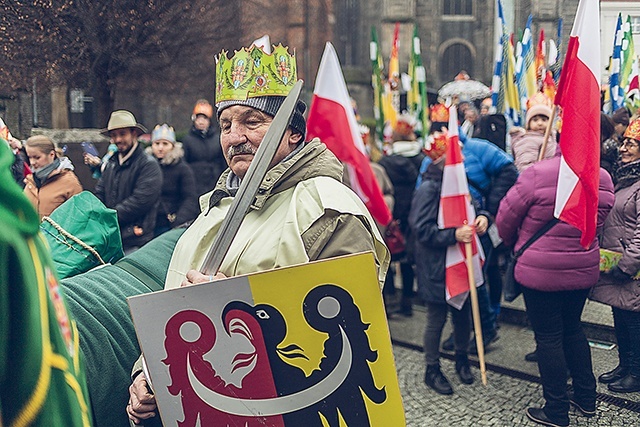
[194,114,211,131]
[109,128,137,153]
[218,105,302,179]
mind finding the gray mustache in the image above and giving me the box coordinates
[227,143,257,158]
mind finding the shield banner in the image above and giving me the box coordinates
[128,252,405,426]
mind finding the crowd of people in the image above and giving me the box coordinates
[1,40,640,427]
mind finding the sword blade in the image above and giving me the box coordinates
[200,80,304,275]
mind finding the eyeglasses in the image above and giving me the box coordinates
[620,140,639,149]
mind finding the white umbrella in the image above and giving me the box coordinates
[438,79,491,101]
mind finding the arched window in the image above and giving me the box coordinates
[440,43,474,82]
[443,0,473,16]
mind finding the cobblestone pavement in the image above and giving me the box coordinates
[389,303,640,427]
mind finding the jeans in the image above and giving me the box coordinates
[424,300,471,365]
[522,287,595,423]
[612,307,640,376]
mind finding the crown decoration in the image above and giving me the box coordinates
[624,118,640,141]
[526,92,553,110]
[424,131,448,160]
[430,104,449,123]
[216,44,297,103]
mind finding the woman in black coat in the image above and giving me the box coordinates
[149,124,199,236]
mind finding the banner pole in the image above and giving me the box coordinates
[465,241,487,385]
[537,104,557,162]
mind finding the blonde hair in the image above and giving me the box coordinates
[25,135,58,156]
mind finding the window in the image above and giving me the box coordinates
[334,0,360,66]
[440,43,474,82]
[631,16,640,35]
[443,0,473,16]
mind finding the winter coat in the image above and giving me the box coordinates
[24,157,83,218]
[409,162,458,304]
[459,132,518,220]
[94,143,162,249]
[510,129,557,172]
[378,140,424,230]
[182,125,226,196]
[166,138,390,289]
[146,145,199,231]
[496,154,614,291]
[590,179,640,312]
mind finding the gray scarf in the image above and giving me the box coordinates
[33,158,60,188]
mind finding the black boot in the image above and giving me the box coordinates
[400,296,413,317]
[455,353,474,385]
[598,365,628,384]
[424,364,453,395]
[608,373,640,393]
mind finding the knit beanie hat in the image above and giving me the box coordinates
[216,97,307,140]
[525,104,552,129]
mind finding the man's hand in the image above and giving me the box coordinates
[454,225,474,243]
[180,269,228,287]
[474,215,489,236]
[83,152,101,167]
[127,373,156,425]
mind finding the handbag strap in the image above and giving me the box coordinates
[514,218,559,257]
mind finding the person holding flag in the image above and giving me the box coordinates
[495,2,615,422]
[409,110,487,395]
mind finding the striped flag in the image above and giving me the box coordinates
[553,0,600,249]
[610,13,624,112]
[408,24,429,137]
[491,0,505,112]
[307,42,393,226]
[492,0,521,125]
[384,22,401,131]
[516,15,537,118]
[549,19,563,84]
[438,106,484,309]
[370,27,386,145]
[621,15,639,113]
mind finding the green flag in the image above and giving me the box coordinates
[408,24,429,137]
[370,26,386,145]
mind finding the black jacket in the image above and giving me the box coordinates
[378,151,425,229]
[182,125,226,196]
[151,146,199,231]
[94,143,162,248]
[409,162,457,304]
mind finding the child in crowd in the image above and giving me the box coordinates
[509,94,557,172]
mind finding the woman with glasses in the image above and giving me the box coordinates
[591,117,640,393]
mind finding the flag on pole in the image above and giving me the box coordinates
[492,0,521,125]
[370,27,386,145]
[384,22,401,133]
[621,15,639,113]
[516,15,537,118]
[553,0,600,249]
[610,13,624,112]
[535,28,546,90]
[408,24,429,137]
[438,106,484,309]
[307,42,393,226]
[491,0,505,112]
[550,18,563,84]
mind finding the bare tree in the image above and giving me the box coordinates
[0,0,239,124]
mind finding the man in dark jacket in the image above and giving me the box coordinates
[94,110,162,253]
[182,99,227,197]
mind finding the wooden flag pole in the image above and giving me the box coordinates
[465,240,487,385]
[537,104,557,162]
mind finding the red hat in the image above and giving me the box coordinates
[192,99,213,119]
[424,130,448,160]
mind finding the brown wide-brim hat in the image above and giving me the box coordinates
[100,110,148,137]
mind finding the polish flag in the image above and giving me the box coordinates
[553,0,600,249]
[307,42,393,226]
[438,106,484,309]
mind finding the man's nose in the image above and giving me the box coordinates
[226,123,248,145]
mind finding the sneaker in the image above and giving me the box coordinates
[525,408,569,427]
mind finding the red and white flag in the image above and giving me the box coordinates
[438,106,484,309]
[553,0,600,249]
[307,42,393,226]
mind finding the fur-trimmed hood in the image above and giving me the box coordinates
[146,142,185,165]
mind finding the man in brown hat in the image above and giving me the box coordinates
[94,110,162,253]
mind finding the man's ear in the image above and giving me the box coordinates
[288,132,303,145]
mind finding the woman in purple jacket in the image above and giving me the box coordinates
[496,151,614,426]
[591,118,640,393]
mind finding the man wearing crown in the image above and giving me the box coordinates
[126,44,389,425]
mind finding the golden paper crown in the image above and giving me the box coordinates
[624,118,640,141]
[526,92,553,110]
[215,44,297,103]
[424,131,448,160]
[430,104,449,123]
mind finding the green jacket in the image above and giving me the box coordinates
[0,141,92,426]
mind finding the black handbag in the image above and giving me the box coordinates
[504,219,559,302]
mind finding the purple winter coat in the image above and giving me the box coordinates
[496,155,614,291]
